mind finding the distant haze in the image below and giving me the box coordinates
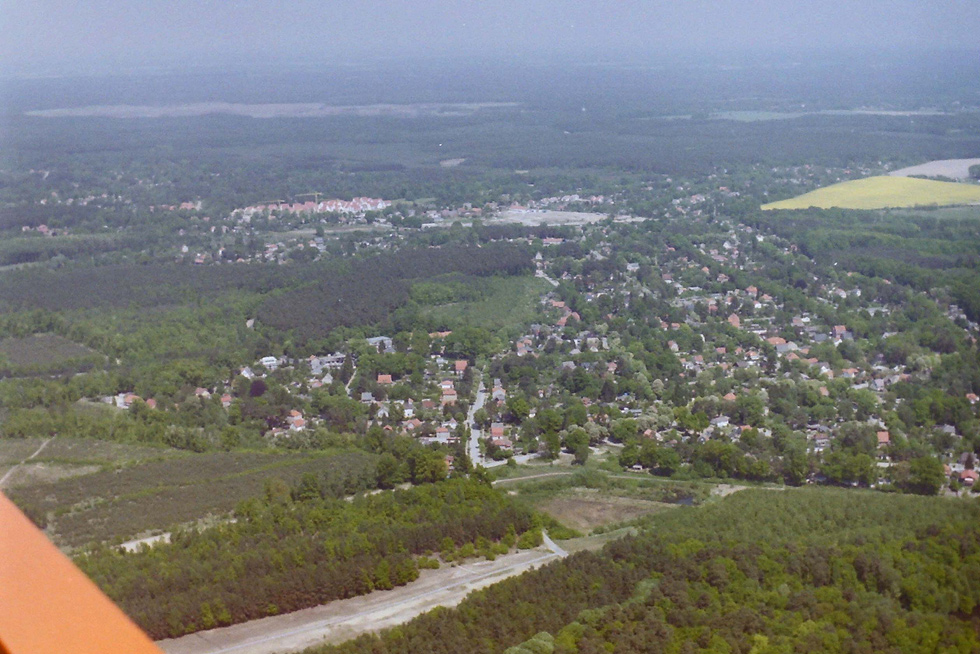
[2,0,979,76]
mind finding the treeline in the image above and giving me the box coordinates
[258,243,532,342]
[309,489,980,654]
[79,478,536,639]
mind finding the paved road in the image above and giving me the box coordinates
[535,270,560,287]
[541,529,568,557]
[466,379,486,466]
[0,438,52,488]
[158,539,566,654]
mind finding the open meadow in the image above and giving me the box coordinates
[421,275,550,331]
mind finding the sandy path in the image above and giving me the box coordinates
[157,546,563,654]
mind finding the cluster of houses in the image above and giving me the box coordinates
[238,197,390,218]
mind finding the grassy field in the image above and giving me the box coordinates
[499,468,708,535]
[422,275,549,330]
[762,175,980,210]
[0,333,102,370]
[7,449,377,548]
[0,438,190,488]
[0,438,50,483]
[0,438,50,465]
[536,491,676,532]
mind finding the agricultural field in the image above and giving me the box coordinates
[421,275,550,331]
[0,333,103,372]
[7,449,377,548]
[888,157,980,180]
[761,175,980,210]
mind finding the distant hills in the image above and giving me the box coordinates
[762,175,980,210]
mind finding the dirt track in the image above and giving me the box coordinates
[157,546,562,654]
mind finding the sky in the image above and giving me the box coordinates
[2,0,978,75]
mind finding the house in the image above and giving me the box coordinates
[454,360,468,377]
[959,470,978,486]
[876,431,890,448]
[220,394,233,408]
[366,336,394,353]
[260,356,279,371]
[377,374,393,385]
[360,392,375,403]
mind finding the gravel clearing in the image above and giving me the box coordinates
[157,546,563,654]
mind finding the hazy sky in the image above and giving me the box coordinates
[2,0,978,74]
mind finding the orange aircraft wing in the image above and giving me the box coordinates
[0,491,165,654]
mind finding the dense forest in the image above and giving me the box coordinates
[747,208,980,323]
[310,489,980,654]
[79,478,536,639]
[256,242,533,343]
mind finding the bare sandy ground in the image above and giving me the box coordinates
[120,532,171,552]
[157,547,562,654]
[26,102,518,119]
[888,158,980,180]
[0,462,100,488]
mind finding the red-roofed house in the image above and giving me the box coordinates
[876,431,890,447]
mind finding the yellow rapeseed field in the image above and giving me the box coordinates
[761,175,980,210]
